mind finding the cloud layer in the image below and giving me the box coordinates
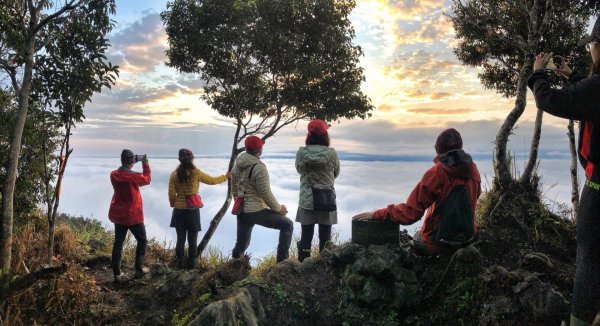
[60,155,576,261]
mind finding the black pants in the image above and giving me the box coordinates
[232,209,294,262]
[112,222,147,276]
[298,224,332,252]
[172,208,200,266]
[572,184,600,322]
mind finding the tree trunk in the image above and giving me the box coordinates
[568,120,580,221]
[521,109,544,185]
[0,34,36,272]
[197,124,242,256]
[494,59,532,190]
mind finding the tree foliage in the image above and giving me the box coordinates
[452,0,597,97]
[450,0,600,190]
[162,0,373,253]
[0,0,119,271]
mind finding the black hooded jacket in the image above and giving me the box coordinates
[528,69,600,182]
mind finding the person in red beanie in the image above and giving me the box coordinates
[353,128,481,255]
[109,149,151,283]
[231,136,293,262]
[295,119,340,261]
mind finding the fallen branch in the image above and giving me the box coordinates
[1,263,68,300]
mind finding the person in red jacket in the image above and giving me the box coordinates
[353,128,481,255]
[109,149,151,283]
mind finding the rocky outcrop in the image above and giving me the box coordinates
[323,243,422,308]
[188,287,265,326]
[481,264,569,323]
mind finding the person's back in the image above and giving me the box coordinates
[109,158,151,226]
[232,151,280,213]
[353,128,481,255]
[419,148,480,250]
[231,136,293,263]
[108,149,151,283]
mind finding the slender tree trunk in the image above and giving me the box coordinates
[0,34,36,272]
[494,59,533,190]
[197,123,242,256]
[48,150,72,264]
[521,109,544,185]
[568,120,580,221]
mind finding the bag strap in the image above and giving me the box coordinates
[241,164,258,197]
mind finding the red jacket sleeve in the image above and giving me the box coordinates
[372,167,442,225]
[132,163,151,187]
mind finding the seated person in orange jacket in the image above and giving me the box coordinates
[353,128,481,255]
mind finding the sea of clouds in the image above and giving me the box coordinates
[60,155,576,262]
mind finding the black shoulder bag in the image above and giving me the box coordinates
[308,178,337,212]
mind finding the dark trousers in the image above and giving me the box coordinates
[172,208,200,267]
[112,222,147,276]
[299,224,332,252]
[572,184,600,322]
[175,226,198,266]
[232,209,294,262]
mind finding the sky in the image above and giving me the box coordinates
[69,0,591,160]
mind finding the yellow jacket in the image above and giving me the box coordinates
[169,169,228,209]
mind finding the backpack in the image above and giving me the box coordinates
[434,184,475,246]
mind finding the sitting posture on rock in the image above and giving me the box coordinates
[353,128,481,255]
[295,119,340,262]
[231,136,293,262]
[109,149,151,283]
[168,148,230,269]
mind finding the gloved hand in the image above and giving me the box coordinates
[142,155,149,164]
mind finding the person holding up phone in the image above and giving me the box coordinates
[529,18,600,326]
[108,149,151,283]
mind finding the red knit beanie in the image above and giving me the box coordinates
[307,119,328,136]
[245,136,265,152]
[435,128,463,154]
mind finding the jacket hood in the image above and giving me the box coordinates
[297,145,335,168]
[236,152,262,169]
[436,149,478,180]
[111,167,135,182]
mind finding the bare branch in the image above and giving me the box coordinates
[538,0,553,34]
[0,60,20,92]
[34,0,82,34]
[493,55,519,74]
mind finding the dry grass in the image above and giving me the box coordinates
[1,264,101,326]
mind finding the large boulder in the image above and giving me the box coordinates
[341,244,422,308]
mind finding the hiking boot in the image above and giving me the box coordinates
[297,241,311,262]
[134,267,149,279]
[176,255,186,269]
[186,256,197,270]
[114,272,129,284]
[134,255,149,278]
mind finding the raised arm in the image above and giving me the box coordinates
[197,169,228,185]
[132,162,151,187]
